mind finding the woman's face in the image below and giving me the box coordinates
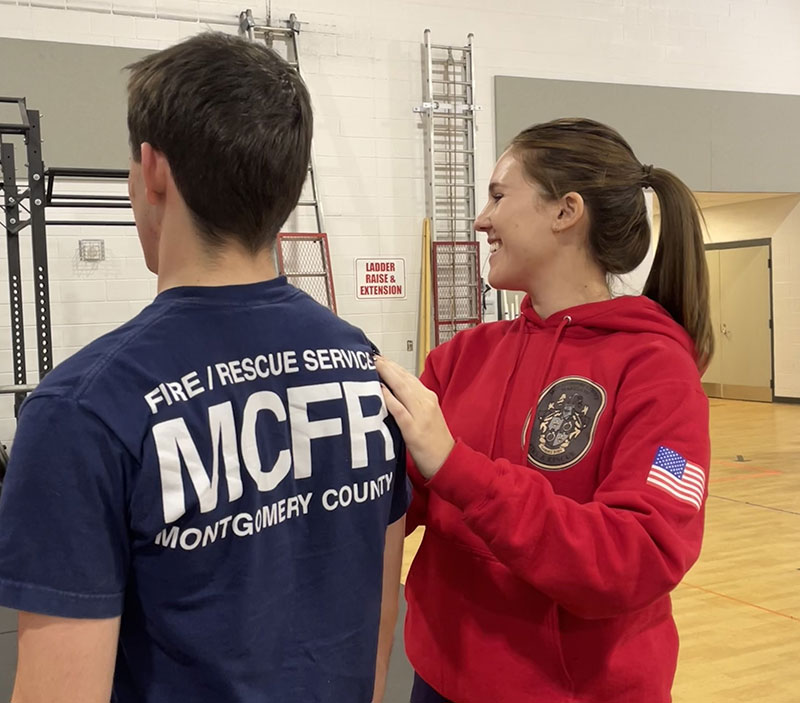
[474,150,561,293]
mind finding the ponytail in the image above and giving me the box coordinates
[642,169,713,371]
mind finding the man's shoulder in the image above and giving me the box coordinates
[29,301,167,403]
[273,287,373,348]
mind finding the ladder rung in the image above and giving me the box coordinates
[435,183,476,188]
[433,149,474,155]
[433,60,468,68]
[432,114,474,121]
[287,273,328,278]
[253,25,295,36]
[434,217,475,222]
[431,43,470,50]
[431,80,471,86]
[296,201,319,207]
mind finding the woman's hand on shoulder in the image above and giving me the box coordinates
[374,356,455,480]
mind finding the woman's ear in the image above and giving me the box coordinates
[553,191,585,232]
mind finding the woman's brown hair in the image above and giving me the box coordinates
[510,118,713,370]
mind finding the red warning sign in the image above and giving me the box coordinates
[355,258,406,299]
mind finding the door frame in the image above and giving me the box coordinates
[704,238,774,402]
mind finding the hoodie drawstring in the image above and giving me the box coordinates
[520,315,572,463]
[486,322,531,458]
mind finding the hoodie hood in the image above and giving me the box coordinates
[519,294,697,360]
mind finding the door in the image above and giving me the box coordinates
[703,243,773,402]
[703,250,723,396]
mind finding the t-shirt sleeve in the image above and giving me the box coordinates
[0,395,131,618]
[366,336,410,525]
[386,416,410,525]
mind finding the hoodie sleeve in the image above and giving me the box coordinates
[405,464,429,535]
[425,355,710,619]
[403,349,452,535]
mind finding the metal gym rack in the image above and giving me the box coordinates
[239,8,337,313]
[1,96,53,416]
[1,96,133,417]
[415,30,482,345]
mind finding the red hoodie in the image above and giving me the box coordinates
[404,294,710,703]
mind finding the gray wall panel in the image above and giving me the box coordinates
[710,92,800,192]
[495,76,799,193]
[0,38,151,170]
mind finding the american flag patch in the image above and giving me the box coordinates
[646,446,706,510]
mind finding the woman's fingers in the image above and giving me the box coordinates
[374,356,419,411]
[379,382,412,427]
[374,356,455,478]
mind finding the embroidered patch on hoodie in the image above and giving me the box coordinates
[524,376,607,471]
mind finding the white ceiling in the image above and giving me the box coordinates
[652,191,799,215]
[693,192,797,210]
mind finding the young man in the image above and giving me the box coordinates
[0,32,407,703]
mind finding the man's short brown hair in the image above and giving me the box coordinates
[127,32,313,251]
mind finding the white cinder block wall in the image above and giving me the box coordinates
[1,0,800,443]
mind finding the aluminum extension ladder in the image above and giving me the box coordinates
[239,9,336,313]
[415,30,482,345]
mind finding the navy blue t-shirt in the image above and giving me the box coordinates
[0,277,409,702]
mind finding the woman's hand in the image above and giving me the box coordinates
[374,356,455,480]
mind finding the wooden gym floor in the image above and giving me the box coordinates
[401,398,800,702]
[0,399,796,701]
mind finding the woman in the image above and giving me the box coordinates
[376,118,712,703]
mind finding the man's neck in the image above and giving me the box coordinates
[157,254,279,293]
[155,215,279,293]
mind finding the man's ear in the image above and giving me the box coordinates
[140,142,168,207]
[553,191,585,232]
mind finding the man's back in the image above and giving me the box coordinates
[0,278,406,702]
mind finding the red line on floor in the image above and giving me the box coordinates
[681,582,800,622]
[711,471,782,483]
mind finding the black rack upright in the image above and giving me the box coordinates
[0,97,51,416]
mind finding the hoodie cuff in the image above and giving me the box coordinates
[427,439,500,512]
